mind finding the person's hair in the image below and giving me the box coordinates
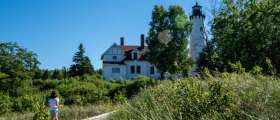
[50,91,58,99]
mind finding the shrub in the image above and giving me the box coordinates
[32,97,49,120]
[107,77,158,100]
[263,58,277,75]
[250,65,263,75]
[108,73,280,120]
[11,94,45,112]
[229,61,245,73]
[0,93,12,114]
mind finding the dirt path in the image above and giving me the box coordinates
[83,111,115,120]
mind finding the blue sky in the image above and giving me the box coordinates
[0,0,215,69]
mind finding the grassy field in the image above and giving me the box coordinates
[108,73,280,120]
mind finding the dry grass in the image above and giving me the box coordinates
[0,102,117,120]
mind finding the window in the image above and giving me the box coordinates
[130,66,135,74]
[136,66,141,74]
[150,67,155,74]
[133,52,138,60]
[112,56,117,60]
[112,68,120,73]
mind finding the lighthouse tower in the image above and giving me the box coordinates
[189,2,206,75]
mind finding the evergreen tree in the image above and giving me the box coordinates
[42,70,49,80]
[69,43,94,76]
[146,5,192,79]
[51,69,63,80]
[81,56,94,75]
[62,67,68,79]
[197,41,223,71]
[33,69,43,80]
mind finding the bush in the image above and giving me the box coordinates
[107,77,158,100]
[229,61,245,73]
[0,75,156,115]
[32,97,49,120]
[0,93,12,114]
[263,58,277,75]
[108,73,280,120]
[250,65,263,75]
[12,95,38,112]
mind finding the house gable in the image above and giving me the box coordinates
[101,43,125,62]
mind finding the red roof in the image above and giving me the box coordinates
[119,45,147,61]
[119,45,139,52]
[102,45,147,64]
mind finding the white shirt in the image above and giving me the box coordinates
[49,98,59,110]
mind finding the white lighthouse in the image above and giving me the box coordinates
[189,2,207,75]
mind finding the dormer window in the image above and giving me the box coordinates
[133,52,138,60]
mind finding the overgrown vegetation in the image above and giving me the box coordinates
[0,75,158,119]
[198,0,280,74]
[108,73,280,120]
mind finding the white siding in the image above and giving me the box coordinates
[103,64,126,80]
[125,61,160,79]
[189,16,206,62]
[102,45,125,62]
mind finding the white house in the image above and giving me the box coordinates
[101,34,161,80]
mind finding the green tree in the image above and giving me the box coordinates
[69,43,94,76]
[42,70,50,80]
[146,5,192,79]
[0,42,40,78]
[33,70,43,80]
[206,0,280,74]
[61,67,68,79]
[197,41,223,72]
[51,69,63,80]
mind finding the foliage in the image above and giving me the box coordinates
[197,41,222,72]
[229,61,245,73]
[108,73,280,120]
[0,93,12,114]
[32,97,49,120]
[0,72,9,79]
[51,69,63,80]
[263,58,277,75]
[0,74,158,117]
[201,0,280,74]
[41,70,50,80]
[0,42,40,78]
[69,43,94,76]
[107,76,158,100]
[250,65,263,75]
[0,78,33,97]
[146,5,192,78]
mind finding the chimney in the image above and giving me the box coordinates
[120,37,124,46]
[140,34,145,49]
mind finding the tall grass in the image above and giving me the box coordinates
[0,102,117,120]
[108,73,280,120]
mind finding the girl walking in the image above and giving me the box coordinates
[49,91,60,120]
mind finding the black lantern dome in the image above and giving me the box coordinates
[190,2,205,19]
